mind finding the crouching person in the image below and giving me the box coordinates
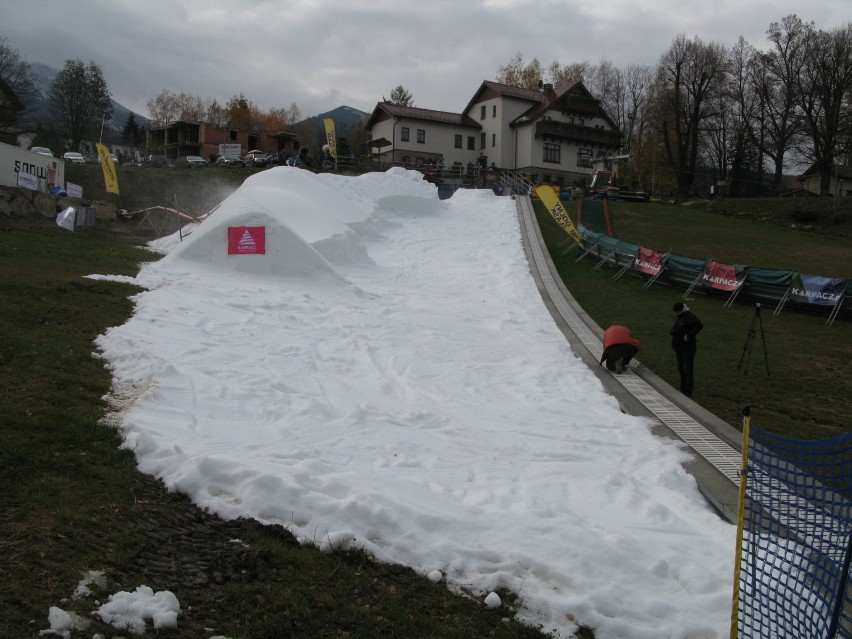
[600,325,642,374]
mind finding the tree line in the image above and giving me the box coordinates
[497,15,852,197]
[0,35,305,157]
[144,89,302,135]
[3,15,850,195]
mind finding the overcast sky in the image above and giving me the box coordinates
[3,0,850,120]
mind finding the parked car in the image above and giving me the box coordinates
[215,154,245,167]
[244,150,268,167]
[184,155,208,167]
[31,146,53,157]
[142,154,168,168]
[62,152,86,164]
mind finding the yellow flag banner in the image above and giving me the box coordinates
[534,185,581,246]
[96,143,119,195]
[323,118,337,159]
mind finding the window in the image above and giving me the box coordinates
[480,132,486,149]
[492,133,496,147]
[229,129,237,141]
[492,105,497,118]
[454,134,462,149]
[417,129,425,143]
[401,127,410,142]
[543,143,561,164]
[480,105,486,120]
[467,136,475,150]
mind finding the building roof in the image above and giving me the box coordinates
[364,102,480,131]
[461,80,545,114]
[516,80,619,130]
[364,79,624,149]
[799,162,852,180]
[460,79,619,132]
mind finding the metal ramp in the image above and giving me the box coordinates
[516,194,741,521]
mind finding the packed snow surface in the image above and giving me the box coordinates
[91,167,735,638]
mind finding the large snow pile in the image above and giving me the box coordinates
[90,166,735,639]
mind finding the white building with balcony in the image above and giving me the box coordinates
[365,79,623,187]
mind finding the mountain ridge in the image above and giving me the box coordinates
[24,63,368,137]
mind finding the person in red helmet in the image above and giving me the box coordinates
[600,325,643,374]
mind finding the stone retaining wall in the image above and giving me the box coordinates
[0,185,119,221]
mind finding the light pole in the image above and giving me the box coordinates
[99,112,106,143]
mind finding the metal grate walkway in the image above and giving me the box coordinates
[516,195,741,520]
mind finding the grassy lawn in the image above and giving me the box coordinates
[608,199,852,276]
[3,192,849,637]
[534,198,852,440]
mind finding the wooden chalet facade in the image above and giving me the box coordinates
[365,80,623,186]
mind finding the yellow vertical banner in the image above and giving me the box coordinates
[96,143,119,195]
[534,185,581,246]
[323,118,337,160]
[729,407,752,639]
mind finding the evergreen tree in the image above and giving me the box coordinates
[122,113,140,146]
[389,86,414,107]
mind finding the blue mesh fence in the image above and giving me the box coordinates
[736,425,852,638]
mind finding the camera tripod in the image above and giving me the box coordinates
[738,303,770,377]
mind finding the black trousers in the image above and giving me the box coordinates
[605,344,637,371]
[675,350,696,397]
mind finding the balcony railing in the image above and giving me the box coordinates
[535,120,622,147]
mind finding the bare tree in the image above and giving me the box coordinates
[706,36,767,196]
[586,59,627,129]
[284,102,301,127]
[796,21,852,194]
[755,15,811,186]
[146,90,181,127]
[0,36,37,130]
[652,34,728,198]
[146,89,207,127]
[621,64,656,191]
[587,60,653,153]
[497,54,586,89]
[48,59,111,151]
[496,54,544,89]
[548,60,588,86]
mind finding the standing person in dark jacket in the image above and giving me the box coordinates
[670,302,703,397]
